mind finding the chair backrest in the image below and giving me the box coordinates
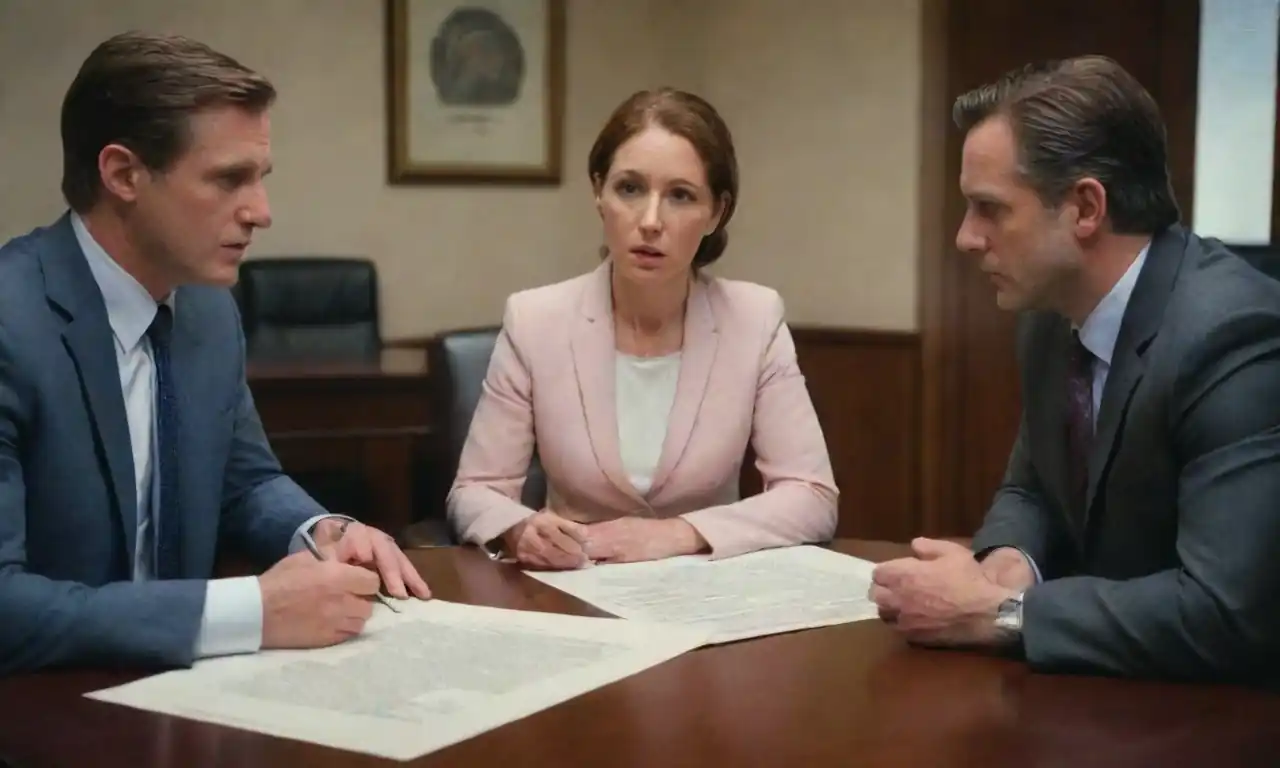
[429,326,547,510]
[236,257,380,360]
[1224,242,1280,283]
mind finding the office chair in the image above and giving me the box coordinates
[236,257,381,361]
[401,326,547,548]
[1223,242,1280,282]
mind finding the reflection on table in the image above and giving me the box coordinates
[1,540,1276,767]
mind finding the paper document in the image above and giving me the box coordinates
[85,599,708,762]
[525,545,880,645]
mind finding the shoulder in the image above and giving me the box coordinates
[1163,236,1280,360]
[701,273,787,331]
[501,270,596,331]
[0,222,59,324]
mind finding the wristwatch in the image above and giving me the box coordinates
[995,591,1024,634]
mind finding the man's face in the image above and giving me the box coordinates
[954,115,1081,313]
[129,106,273,292]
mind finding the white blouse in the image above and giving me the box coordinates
[615,351,681,494]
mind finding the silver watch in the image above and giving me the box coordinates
[995,591,1024,633]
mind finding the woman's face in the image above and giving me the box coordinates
[596,125,722,285]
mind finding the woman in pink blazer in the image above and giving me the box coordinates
[448,88,838,569]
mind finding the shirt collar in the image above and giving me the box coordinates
[70,212,174,352]
[1076,241,1150,366]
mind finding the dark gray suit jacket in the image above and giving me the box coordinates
[0,214,326,675]
[972,225,1280,685]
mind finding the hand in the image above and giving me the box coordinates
[503,510,591,570]
[868,537,1016,649]
[313,519,432,600]
[978,547,1036,591]
[258,550,382,649]
[583,517,706,564]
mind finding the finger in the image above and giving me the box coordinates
[335,562,381,595]
[877,605,899,623]
[555,518,591,546]
[911,536,963,561]
[371,536,408,598]
[540,524,586,560]
[872,559,912,586]
[868,585,899,610]
[395,548,431,598]
[336,525,375,565]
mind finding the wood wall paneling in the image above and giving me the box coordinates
[919,0,1201,538]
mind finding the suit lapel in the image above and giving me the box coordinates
[646,278,717,496]
[1083,226,1187,519]
[571,262,647,506]
[40,214,139,566]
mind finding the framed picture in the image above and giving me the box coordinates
[385,0,566,185]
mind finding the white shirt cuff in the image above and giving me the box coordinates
[288,514,356,554]
[195,577,264,658]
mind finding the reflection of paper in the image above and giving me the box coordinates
[525,545,880,645]
[84,600,707,762]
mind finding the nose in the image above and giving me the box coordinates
[238,182,272,230]
[638,192,662,235]
[954,211,984,254]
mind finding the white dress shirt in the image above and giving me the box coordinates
[615,352,681,495]
[72,213,332,658]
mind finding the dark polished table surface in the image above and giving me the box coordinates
[2,540,1277,767]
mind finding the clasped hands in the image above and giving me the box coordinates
[502,509,707,570]
[258,518,431,650]
[868,538,1032,649]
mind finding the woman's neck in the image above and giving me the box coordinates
[611,269,689,355]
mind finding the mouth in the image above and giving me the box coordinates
[630,246,666,259]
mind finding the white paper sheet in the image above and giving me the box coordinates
[84,599,708,762]
[525,545,880,645]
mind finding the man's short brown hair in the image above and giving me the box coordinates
[60,31,277,212]
[952,56,1180,235]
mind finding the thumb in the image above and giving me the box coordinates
[911,537,962,560]
[556,517,591,545]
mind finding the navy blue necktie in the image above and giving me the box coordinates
[149,304,182,579]
[1065,331,1094,519]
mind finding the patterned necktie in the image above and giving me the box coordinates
[1065,330,1095,519]
[148,304,182,579]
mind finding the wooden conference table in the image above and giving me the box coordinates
[1,541,1277,767]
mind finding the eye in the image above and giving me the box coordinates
[615,179,641,196]
[670,187,697,203]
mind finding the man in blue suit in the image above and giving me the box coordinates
[0,32,430,675]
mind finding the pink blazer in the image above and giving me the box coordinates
[447,259,838,559]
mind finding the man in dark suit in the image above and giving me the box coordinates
[0,32,429,675]
[869,56,1280,684]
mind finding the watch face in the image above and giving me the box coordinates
[996,596,1023,631]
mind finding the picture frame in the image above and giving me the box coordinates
[385,0,566,185]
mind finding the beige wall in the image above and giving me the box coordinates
[0,0,927,338]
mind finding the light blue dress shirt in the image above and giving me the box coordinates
[72,214,335,658]
[1019,242,1150,583]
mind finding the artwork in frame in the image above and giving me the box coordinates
[385,0,566,185]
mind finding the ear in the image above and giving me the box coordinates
[98,143,148,204]
[706,191,730,235]
[591,173,605,219]
[1069,178,1107,238]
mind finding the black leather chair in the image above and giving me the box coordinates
[235,257,380,361]
[1225,242,1280,282]
[401,326,547,547]
[233,257,380,521]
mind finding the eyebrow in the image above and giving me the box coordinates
[614,168,702,188]
[210,160,272,178]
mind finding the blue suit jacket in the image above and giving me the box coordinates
[0,214,326,674]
